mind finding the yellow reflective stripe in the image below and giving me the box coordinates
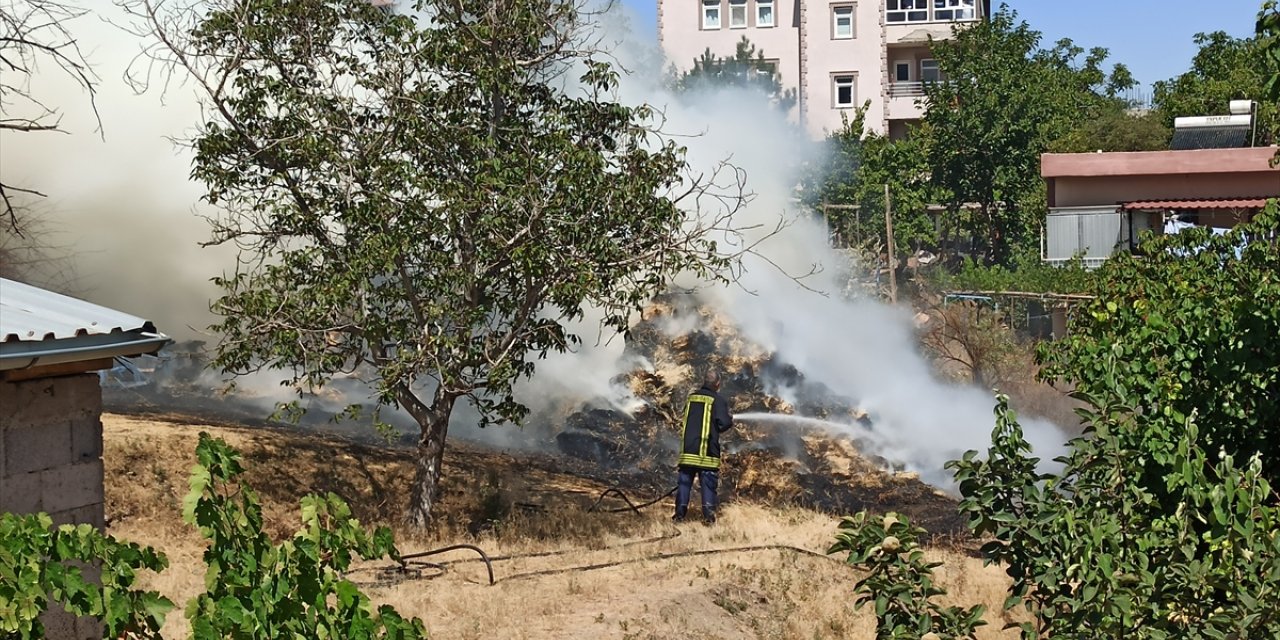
[678,453,721,469]
[679,397,693,449]
[696,396,714,458]
[679,394,719,469]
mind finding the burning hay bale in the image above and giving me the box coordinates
[555,295,970,536]
[721,447,806,505]
[555,408,672,473]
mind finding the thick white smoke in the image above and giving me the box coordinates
[1,2,1067,480]
[596,8,1069,484]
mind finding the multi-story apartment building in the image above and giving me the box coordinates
[658,0,988,139]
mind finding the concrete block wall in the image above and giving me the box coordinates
[1,373,107,639]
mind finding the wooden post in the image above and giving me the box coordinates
[884,183,897,304]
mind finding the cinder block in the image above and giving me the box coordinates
[79,502,105,530]
[62,374,103,422]
[77,615,104,639]
[0,378,62,426]
[5,418,73,475]
[41,460,103,514]
[40,609,81,640]
[0,469,42,514]
[48,508,74,527]
[0,375,100,428]
[0,381,18,419]
[42,609,101,640]
[70,416,103,463]
[48,503,105,530]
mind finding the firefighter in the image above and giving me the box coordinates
[673,369,735,525]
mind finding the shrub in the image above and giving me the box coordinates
[0,513,172,639]
[829,511,986,639]
[1,433,428,639]
[182,432,428,639]
[948,390,1280,638]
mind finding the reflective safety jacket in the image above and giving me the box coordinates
[678,386,735,469]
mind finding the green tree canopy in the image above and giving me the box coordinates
[120,0,755,526]
[942,205,1280,638]
[1260,0,1280,162]
[671,36,797,113]
[1152,30,1279,146]
[922,8,1134,264]
[1048,108,1171,153]
[846,206,1280,637]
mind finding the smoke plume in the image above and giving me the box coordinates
[1,2,1068,483]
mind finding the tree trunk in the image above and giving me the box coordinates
[398,386,456,529]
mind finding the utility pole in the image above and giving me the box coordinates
[884,183,897,304]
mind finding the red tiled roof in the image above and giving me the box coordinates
[1122,198,1272,211]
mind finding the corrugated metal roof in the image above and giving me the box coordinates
[0,278,157,343]
[1122,198,1271,211]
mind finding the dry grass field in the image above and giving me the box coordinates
[102,413,1023,639]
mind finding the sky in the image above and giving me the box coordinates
[619,0,1263,89]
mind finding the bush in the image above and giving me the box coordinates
[0,513,172,639]
[829,512,986,639]
[845,206,1280,637]
[182,433,428,639]
[1040,204,1280,484]
[948,391,1280,638]
[928,252,1094,295]
[1,433,427,639]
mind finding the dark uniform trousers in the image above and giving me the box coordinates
[674,386,733,521]
[675,466,719,520]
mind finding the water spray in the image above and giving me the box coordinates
[734,412,862,436]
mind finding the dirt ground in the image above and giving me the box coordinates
[102,413,1023,639]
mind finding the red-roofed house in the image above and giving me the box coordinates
[1040,147,1279,266]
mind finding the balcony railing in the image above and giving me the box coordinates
[888,82,926,97]
[887,1,981,25]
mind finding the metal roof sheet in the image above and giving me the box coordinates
[1122,198,1271,211]
[0,278,157,343]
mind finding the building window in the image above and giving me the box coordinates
[702,0,720,29]
[832,5,854,39]
[729,0,747,28]
[920,59,940,83]
[894,61,911,82]
[756,0,775,27]
[886,0,928,23]
[832,74,856,108]
[932,0,975,21]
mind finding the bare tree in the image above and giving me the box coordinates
[0,0,100,233]
[920,299,1023,388]
[0,201,78,287]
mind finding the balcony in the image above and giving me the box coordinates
[885,1,982,45]
[888,81,926,98]
[887,84,925,120]
[886,1,982,25]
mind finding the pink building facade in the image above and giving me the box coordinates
[658,0,986,139]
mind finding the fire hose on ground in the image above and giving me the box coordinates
[345,486,849,588]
